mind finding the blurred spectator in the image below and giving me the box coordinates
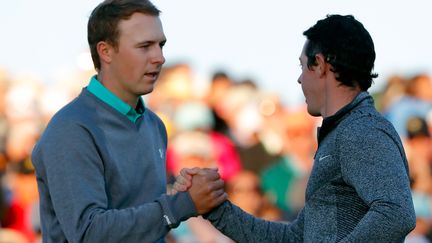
[384,74,432,138]
[2,159,39,243]
[226,170,281,221]
[405,116,432,242]
[0,69,10,174]
[206,71,233,136]
[38,85,74,126]
[260,107,317,220]
[169,131,217,173]
[226,170,263,216]
[217,83,280,174]
[0,228,29,243]
[5,121,39,164]
[167,129,233,243]
[146,63,196,114]
[405,117,432,183]
[167,101,242,182]
[375,75,406,112]
[4,75,42,124]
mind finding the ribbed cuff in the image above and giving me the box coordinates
[156,192,197,228]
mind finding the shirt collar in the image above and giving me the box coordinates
[87,75,144,122]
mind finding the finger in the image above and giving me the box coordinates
[174,176,190,188]
[206,191,227,208]
[167,188,173,195]
[175,175,188,185]
[168,188,178,195]
[176,174,193,188]
[183,167,200,176]
[190,167,201,174]
[208,179,225,191]
[173,182,188,192]
[180,169,192,180]
[211,188,225,199]
[197,169,220,181]
[213,192,228,206]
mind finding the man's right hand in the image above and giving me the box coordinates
[186,168,227,215]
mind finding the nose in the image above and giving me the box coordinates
[151,47,165,65]
[297,75,301,84]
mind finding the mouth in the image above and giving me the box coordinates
[144,71,160,80]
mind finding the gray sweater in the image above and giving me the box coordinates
[207,92,416,242]
[32,89,197,243]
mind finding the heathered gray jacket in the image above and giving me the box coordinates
[207,92,416,242]
[32,89,197,243]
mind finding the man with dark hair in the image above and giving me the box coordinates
[177,14,416,242]
[31,0,226,242]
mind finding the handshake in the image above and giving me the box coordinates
[170,167,227,215]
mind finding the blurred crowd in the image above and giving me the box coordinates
[0,63,431,243]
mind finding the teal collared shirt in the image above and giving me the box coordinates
[87,76,144,123]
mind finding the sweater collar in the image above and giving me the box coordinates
[317,91,373,144]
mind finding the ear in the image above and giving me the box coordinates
[96,41,113,65]
[314,53,327,78]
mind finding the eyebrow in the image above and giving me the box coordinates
[135,39,167,47]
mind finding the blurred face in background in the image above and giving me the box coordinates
[170,131,217,175]
[227,171,263,215]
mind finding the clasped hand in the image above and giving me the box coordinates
[173,167,227,215]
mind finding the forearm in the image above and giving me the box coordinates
[80,202,168,242]
[206,201,303,243]
[76,192,196,242]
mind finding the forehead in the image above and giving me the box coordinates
[299,40,309,60]
[117,12,165,42]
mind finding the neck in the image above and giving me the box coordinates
[322,84,361,118]
[97,71,138,108]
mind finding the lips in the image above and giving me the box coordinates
[145,71,159,80]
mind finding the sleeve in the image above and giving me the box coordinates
[33,120,197,243]
[205,200,304,242]
[337,123,416,242]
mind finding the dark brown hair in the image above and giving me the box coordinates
[87,0,160,71]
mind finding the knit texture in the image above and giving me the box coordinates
[32,88,197,243]
[207,92,416,242]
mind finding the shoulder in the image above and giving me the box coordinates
[335,109,404,158]
[46,96,92,129]
[38,93,99,146]
[340,105,397,138]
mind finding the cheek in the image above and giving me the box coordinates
[301,79,309,94]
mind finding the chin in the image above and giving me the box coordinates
[140,86,155,96]
[307,107,320,117]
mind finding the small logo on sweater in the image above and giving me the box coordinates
[159,149,164,159]
[163,215,172,225]
[319,155,331,161]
